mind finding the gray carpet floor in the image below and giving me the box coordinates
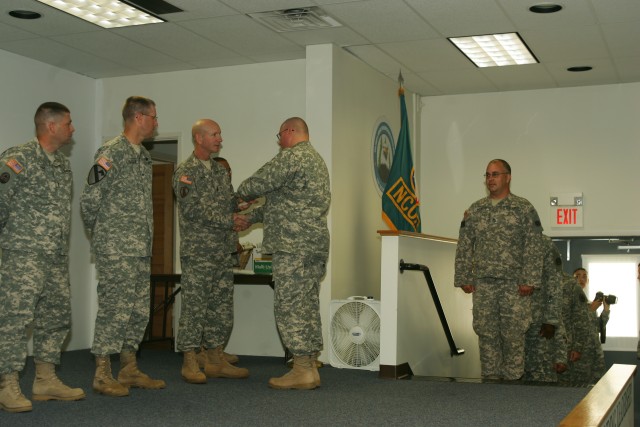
[0,349,599,426]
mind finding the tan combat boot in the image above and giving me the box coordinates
[204,345,249,379]
[268,355,317,390]
[310,353,321,387]
[117,351,166,389]
[32,361,85,401]
[93,355,129,397]
[197,346,239,368]
[0,372,32,413]
[182,350,206,384]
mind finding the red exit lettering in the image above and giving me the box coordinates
[556,208,578,225]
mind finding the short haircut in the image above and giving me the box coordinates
[573,267,587,275]
[284,117,309,136]
[122,96,155,121]
[489,159,511,174]
[34,102,70,132]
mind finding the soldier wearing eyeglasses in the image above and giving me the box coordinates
[454,159,543,380]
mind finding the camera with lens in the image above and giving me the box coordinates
[595,291,617,305]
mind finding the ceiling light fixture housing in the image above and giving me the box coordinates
[529,3,563,14]
[34,0,165,28]
[448,33,538,68]
[8,10,42,19]
[248,7,342,32]
[567,66,593,72]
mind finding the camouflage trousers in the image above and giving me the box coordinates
[0,250,70,374]
[524,324,558,382]
[272,251,327,356]
[91,255,150,356]
[472,281,532,380]
[177,254,234,351]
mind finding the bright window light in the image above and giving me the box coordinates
[36,0,164,28]
[448,33,538,68]
[582,255,639,351]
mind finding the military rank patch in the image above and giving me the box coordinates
[6,158,23,174]
[97,157,112,171]
[180,175,192,185]
[87,164,107,185]
[0,172,10,184]
[180,187,189,198]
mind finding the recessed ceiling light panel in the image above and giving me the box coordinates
[35,0,165,28]
[448,33,538,68]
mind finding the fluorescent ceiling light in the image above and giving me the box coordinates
[36,0,164,28]
[448,33,538,68]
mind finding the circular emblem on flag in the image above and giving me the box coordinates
[371,118,395,195]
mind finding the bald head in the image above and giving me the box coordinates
[278,117,309,149]
[192,118,223,159]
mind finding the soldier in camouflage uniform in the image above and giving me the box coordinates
[455,159,543,380]
[236,117,330,390]
[0,102,85,413]
[81,96,165,397]
[173,119,251,384]
[557,272,593,386]
[570,268,609,384]
[524,235,567,382]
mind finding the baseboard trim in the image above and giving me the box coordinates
[379,363,413,379]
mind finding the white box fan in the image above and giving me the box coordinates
[329,297,380,370]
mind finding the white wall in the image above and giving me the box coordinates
[421,84,640,239]
[0,49,97,351]
[329,45,417,300]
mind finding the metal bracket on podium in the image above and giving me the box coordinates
[399,259,465,357]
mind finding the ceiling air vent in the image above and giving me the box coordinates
[248,7,342,32]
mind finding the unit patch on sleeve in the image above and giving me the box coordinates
[87,165,108,185]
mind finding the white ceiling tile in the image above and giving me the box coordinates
[178,14,302,56]
[0,0,638,95]
[322,0,440,44]
[405,0,515,37]
[379,39,472,72]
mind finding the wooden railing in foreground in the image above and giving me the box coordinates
[559,364,636,427]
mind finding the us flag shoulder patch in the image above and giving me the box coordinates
[180,175,192,185]
[97,157,112,171]
[6,158,23,174]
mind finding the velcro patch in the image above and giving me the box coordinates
[6,159,23,174]
[87,164,108,185]
[180,175,192,185]
[97,157,112,171]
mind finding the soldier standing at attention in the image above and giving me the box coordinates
[81,96,165,397]
[523,235,566,382]
[237,117,330,390]
[173,119,251,383]
[0,102,85,412]
[455,159,543,380]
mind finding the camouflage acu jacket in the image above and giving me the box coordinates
[80,135,153,256]
[173,153,236,256]
[237,141,330,255]
[455,193,544,287]
[0,139,71,255]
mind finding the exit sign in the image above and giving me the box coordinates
[551,206,583,228]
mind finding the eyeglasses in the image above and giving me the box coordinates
[276,129,294,140]
[140,112,158,120]
[483,172,509,179]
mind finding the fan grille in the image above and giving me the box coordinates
[330,301,380,368]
